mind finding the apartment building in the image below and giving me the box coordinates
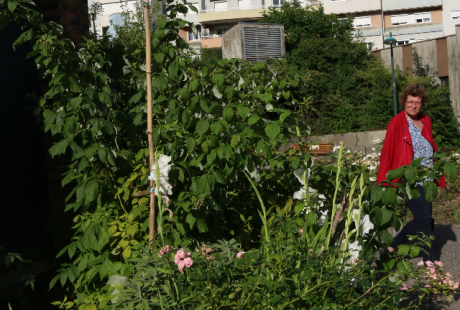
[322,0,460,50]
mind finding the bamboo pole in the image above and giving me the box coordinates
[143,2,156,244]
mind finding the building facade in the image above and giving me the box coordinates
[321,0,460,50]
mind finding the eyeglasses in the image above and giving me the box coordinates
[405,101,422,106]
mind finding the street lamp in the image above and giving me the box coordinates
[384,32,398,117]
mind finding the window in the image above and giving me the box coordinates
[391,14,408,25]
[414,12,431,23]
[364,42,373,50]
[215,27,228,35]
[396,40,409,46]
[273,0,283,6]
[102,27,109,36]
[214,1,227,11]
[452,10,460,21]
[239,0,251,8]
[353,16,371,28]
[188,30,201,41]
[440,77,449,87]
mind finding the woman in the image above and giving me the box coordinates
[376,83,446,262]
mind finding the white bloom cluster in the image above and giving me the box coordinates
[372,139,382,144]
[352,209,375,237]
[310,145,320,150]
[333,145,341,153]
[147,154,173,205]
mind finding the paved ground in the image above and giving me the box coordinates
[395,224,460,309]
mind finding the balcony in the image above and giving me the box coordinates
[384,23,443,36]
[201,4,269,14]
[352,27,382,37]
[382,0,442,12]
[201,36,222,48]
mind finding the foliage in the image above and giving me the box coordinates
[191,47,222,70]
[88,2,103,41]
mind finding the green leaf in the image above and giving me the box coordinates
[129,91,144,103]
[49,139,68,157]
[198,174,215,195]
[212,74,224,86]
[379,230,393,246]
[60,272,67,287]
[443,161,457,178]
[381,187,397,206]
[49,274,60,290]
[210,121,223,135]
[279,111,290,123]
[133,112,143,125]
[78,256,88,272]
[154,52,165,63]
[186,137,196,152]
[262,92,273,103]
[212,169,226,184]
[98,147,107,163]
[86,143,99,159]
[68,243,77,259]
[423,181,437,203]
[396,244,409,256]
[195,119,209,136]
[223,107,233,121]
[106,150,116,166]
[282,89,290,100]
[265,123,280,139]
[370,186,382,204]
[199,99,210,113]
[85,181,98,204]
[237,105,250,119]
[248,115,260,126]
[69,97,82,110]
[386,166,404,183]
[186,213,196,229]
[98,92,111,105]
[410,157,423,167]
[188,79,199,92]
[404,165,416,184]
[67,265,79,283]
[8,0,18,12]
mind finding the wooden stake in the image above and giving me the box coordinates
[143,2,156,245]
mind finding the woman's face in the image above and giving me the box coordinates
[404,94,422,118]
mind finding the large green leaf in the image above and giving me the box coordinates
[265,123,280,139]
[381,187,397,206]
[195,119,209,136]
[423,181,437,203]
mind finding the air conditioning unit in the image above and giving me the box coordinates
[222,22,285,63]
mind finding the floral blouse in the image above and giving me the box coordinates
[406,115,433,168]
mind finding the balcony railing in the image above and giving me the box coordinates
[201,5,268,13]
[384,23,443,36]
[202,34,222,39]
[352,27,382,37]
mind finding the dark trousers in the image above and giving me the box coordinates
[391,184,436,262]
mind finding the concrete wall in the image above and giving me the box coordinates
[222,23,244,59]
[447,26,460,118]
[442,0,460,36]
[307,130,387,148]
[380,46,403,71]
[382,0,442,12]
[412,39,439,83]
[322,0,381,15]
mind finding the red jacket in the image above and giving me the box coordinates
[376,111,446,187]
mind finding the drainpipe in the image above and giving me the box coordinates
[380,0,385,47]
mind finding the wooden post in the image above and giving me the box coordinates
[143,2,156,244]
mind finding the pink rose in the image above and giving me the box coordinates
[174,249,186,265]
[425,261,433,267]
[182,257,193,268]
[165,245,170,252]
[236,251,245,259]
[434,261,443,267]
[178,260,185,273]
[417,261,424,267]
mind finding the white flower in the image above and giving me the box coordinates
[293,189,306,200]
[333,146,341,153]
[371,148,375,151]
[352,210,375,237]
[348,241,362,260]
[318,210,328,227]
[373,139,382,144]
[369,177,376,182]
[311,145,320,150]
[148,154,173,205]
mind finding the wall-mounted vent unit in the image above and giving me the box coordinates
[222,23,285,64]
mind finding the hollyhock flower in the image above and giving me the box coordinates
[148,154,173,205]
[425,261,434,267]
[299,228,303,234]
[348,241,362,260]
[236,251,245,258]
[434,261,443,267]
[351,210,374,236]
[401,284,408,291]
[417,261,424,267]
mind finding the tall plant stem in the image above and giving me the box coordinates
[144,2,156,245]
